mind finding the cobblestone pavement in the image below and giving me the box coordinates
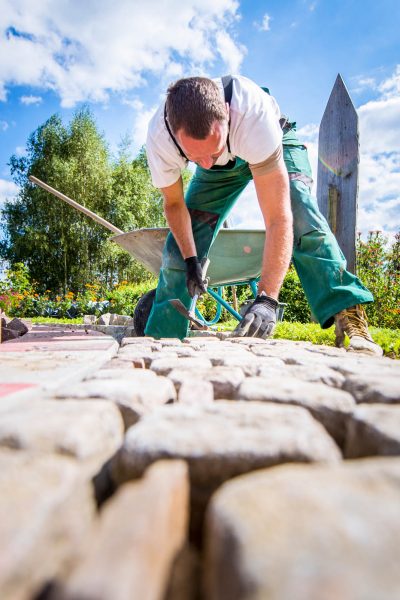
[1,325,400,600]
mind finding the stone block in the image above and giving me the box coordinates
[169,366,245,399]
[343,373,400,404]
[345,404,400,458]
[150,356,213,376]
[7,317,29,336]
[83,314,97,325]
[178,380,214,404]
[0,449,95,600]
[204,458,400,600]
[259,363,346,388]
[110,402,340,540]
[0,399,124,473]
[97,312,112,325]
[56,377,176,428]
[61,461,189,600]
[110,314,134,326]
[236,376,354,448]
[1,326,19,342]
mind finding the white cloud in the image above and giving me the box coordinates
[0,178,19,208]
[132,104,159,152]
[255,13,272,31]
[0,120,8,131]
[378,64,400,99]
[0,0,244,107]
[20,94,42,105]
[215,30,246,73]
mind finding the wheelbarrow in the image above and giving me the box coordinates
[29,176,286,334]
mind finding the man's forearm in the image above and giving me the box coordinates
[258,218,293,298]
[160,177,197,260]
[164,199,196,259]
[253,164,293,300]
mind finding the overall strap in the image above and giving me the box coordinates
[164,103,188,160]
[221,75,233,153]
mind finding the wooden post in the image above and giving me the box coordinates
[317,74,359,274]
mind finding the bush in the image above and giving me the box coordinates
[278,265,310,323]
[357,231,400,329]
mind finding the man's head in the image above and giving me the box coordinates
[166,77,229,169]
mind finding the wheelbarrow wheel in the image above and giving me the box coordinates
[133,288,156,336]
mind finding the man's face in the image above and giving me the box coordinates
[176,105,229,169]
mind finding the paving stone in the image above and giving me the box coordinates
[101,358,138,370]
[228,337,273,345]
[169,366,245,399]
[343,373,400,404]
[60,460,189,600]
[56,378,176,428]
[202,351,258,375]
[345,404,400,458]
[160,338,183,346]
[7,317,29,336]
[236,376,354,448]
[110,402,340,540]
[178,380,214,404]
[1,326,19,342]
[204,458,400,600]
[115,348,158,367]
[216,331,233,340]
[257,363,345,388]
[186,331,218,339]
[0,449,95,600]
[121,336,159,348]
[88,368,159,382]
[0,399,124,472]
[83,314,97,325]
[97,312,112,325]
[110,314,134,326]
[150,356,213,376]
[164,544,201,600]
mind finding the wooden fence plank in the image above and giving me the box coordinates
[317,74,359,274]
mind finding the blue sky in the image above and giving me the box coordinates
[1,0,399,239]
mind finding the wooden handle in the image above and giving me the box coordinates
[29,175,123,235]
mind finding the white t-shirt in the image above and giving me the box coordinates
[146,75,283,189]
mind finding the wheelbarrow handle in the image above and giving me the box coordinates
[29,175,123,235]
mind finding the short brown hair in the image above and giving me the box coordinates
[166,77,227,139]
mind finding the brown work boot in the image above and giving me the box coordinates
[334,305,383,356]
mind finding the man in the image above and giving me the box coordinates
[145,75,382,356]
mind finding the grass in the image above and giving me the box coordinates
[28,315,400,359]
[218,318,400,359]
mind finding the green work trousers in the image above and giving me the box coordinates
[145,126,373,339]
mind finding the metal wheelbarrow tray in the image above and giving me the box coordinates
[111,227,265,287]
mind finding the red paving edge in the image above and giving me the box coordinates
[0,326,117,353]
[0,383,38,398]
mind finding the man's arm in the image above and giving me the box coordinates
[161,176,196,259]
[253,162,293,299]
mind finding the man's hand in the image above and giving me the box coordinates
[233,293,278,338]
[185,256,207,297]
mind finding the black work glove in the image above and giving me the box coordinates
[184,256,207,298]
[233,293,278,339]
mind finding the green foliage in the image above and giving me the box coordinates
[0,109,168,293]
[278,265,310,323]
[356,231,400,329]
[107,279,157,315]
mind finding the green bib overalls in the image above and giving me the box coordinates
[145,92,373,339]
